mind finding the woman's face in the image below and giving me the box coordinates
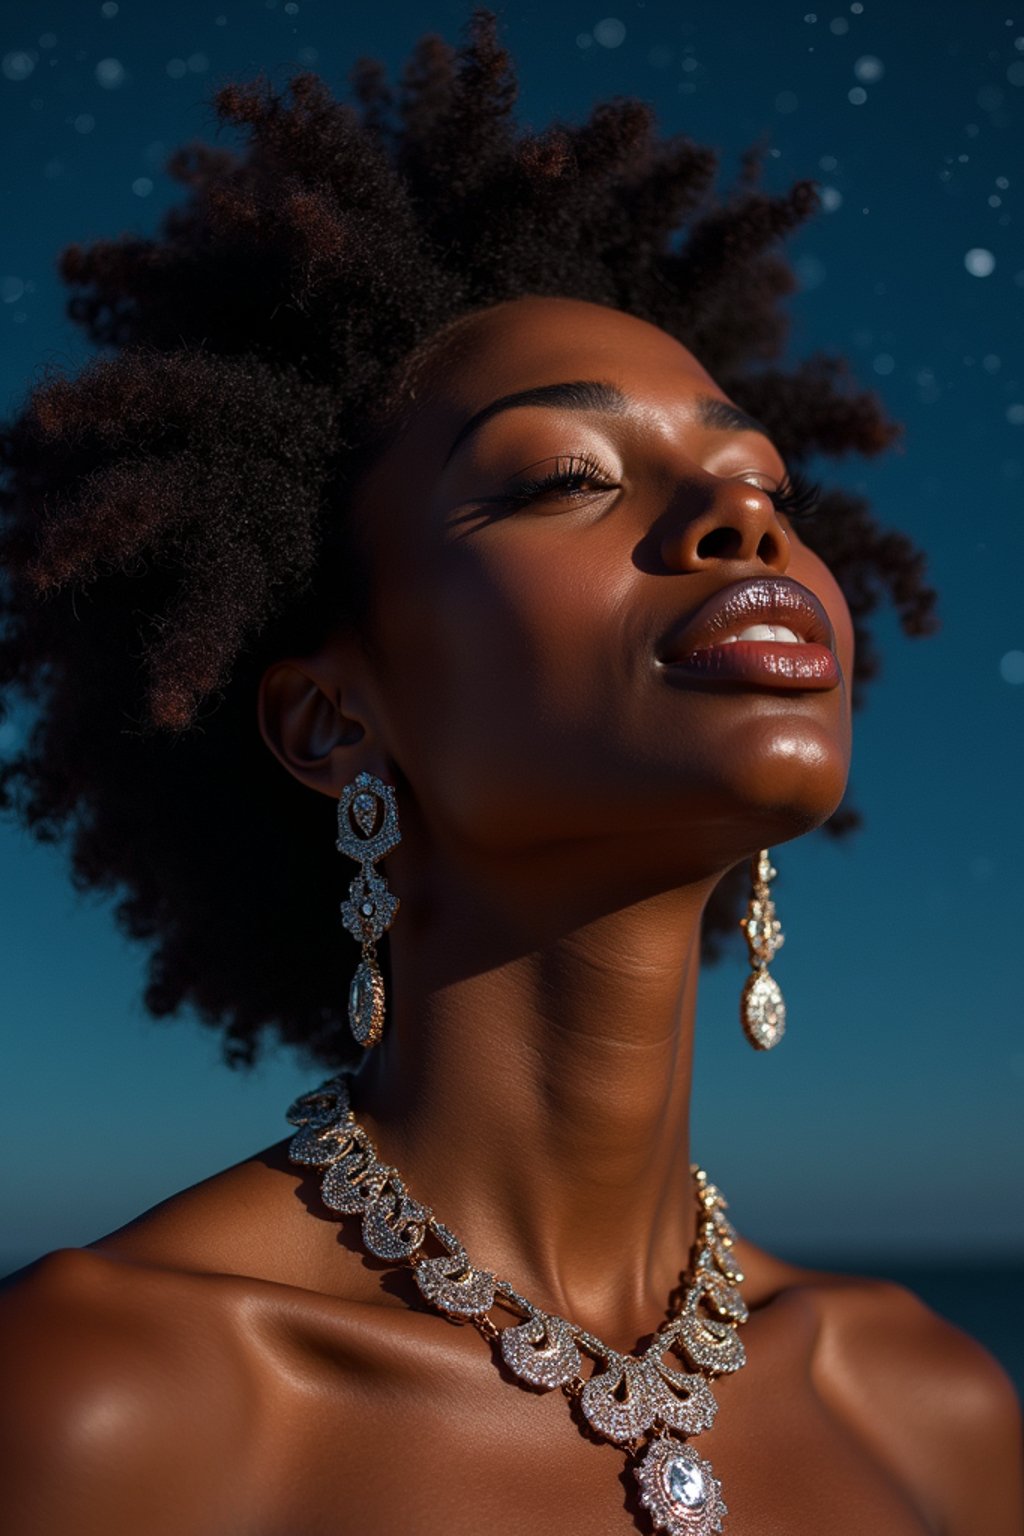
[346,295,854,886]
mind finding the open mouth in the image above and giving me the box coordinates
[657,579,840,690]
[716,623,805,646]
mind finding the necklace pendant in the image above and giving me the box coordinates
[634,1438,728,1535]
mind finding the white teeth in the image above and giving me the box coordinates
[720,623,802,645]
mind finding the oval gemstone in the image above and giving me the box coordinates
[742,969,786,1049]
[664,1454,707,1510]
[348,962,382,1045]
[349,971,366,1017]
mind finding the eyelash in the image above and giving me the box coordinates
[762,467,822,520]
[502,456,822,518]
[503,453,612,505]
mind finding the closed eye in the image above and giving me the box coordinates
[485,453,821,520]
[760,468,822,520]
[496,452,619,507]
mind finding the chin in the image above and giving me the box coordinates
[740,750,850,842]
[706,711,852,847]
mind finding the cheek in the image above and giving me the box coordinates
[366,534,571,773]
[365,525,636,838]
[376,503,628,695]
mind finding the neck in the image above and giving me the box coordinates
[355,853,717,1351]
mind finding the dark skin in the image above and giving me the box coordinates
[2,297,1021,1535]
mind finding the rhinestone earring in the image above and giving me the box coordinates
[336,770,401,1049]
[739,848,786,1050]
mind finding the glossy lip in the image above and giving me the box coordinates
[656,576,840,691]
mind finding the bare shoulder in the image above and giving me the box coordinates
[0,1141,393,1535]
[0,1245,259,1536]
[793,1260,1023,1535]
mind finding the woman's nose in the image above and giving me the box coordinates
[658,480,791,574]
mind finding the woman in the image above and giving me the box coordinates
[1,12,1020,1534]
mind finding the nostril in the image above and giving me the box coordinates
[757,530,787,564]
[696,526,743,560]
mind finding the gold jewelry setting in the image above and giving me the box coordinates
[287,1073,749,1534]
[740,848,786,1050]
[336,772,401,1048]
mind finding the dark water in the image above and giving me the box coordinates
[4,1252,1021,1398]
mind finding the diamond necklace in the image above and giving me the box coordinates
[287,1073,750,1536]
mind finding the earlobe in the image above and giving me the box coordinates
[257,657,368,795]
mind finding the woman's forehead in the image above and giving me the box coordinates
[365,295,720,498]
[414,296,714,409]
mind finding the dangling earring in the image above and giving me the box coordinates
[739,848,786,1050]
[336,770,401,1049]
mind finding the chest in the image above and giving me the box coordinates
[249,1311,938,1536]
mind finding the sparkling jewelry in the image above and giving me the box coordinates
[287,1073,749,1534]
[336,771,401,1048]
[739,847,786,1050]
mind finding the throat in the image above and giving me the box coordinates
[352,895,706,1341]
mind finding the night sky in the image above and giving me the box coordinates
[2,0,1022,1276]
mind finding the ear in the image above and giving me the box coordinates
[257,634,383,799]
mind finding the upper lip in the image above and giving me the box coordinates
[656,576,835,662]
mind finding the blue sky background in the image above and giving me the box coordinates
[2,0,1023,1287]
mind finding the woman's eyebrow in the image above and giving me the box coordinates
[443,379,769,466]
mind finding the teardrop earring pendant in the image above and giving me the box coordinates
[336,771,401,1049]
[740,848,786,1050]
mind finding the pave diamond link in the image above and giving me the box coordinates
[288,1119,358,1168]
[362,1179,430,1261]
[499,1312,581,1390]
[285,1076,352,1129]
[414,1254,497,1316]
[676,1282,746,1376]
[581,1355,658,1443]
[693,1250,748,1324]
[321,1148,385,1215]
[648,1361,718,1436]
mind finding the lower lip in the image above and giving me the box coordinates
[662,641,840,690]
